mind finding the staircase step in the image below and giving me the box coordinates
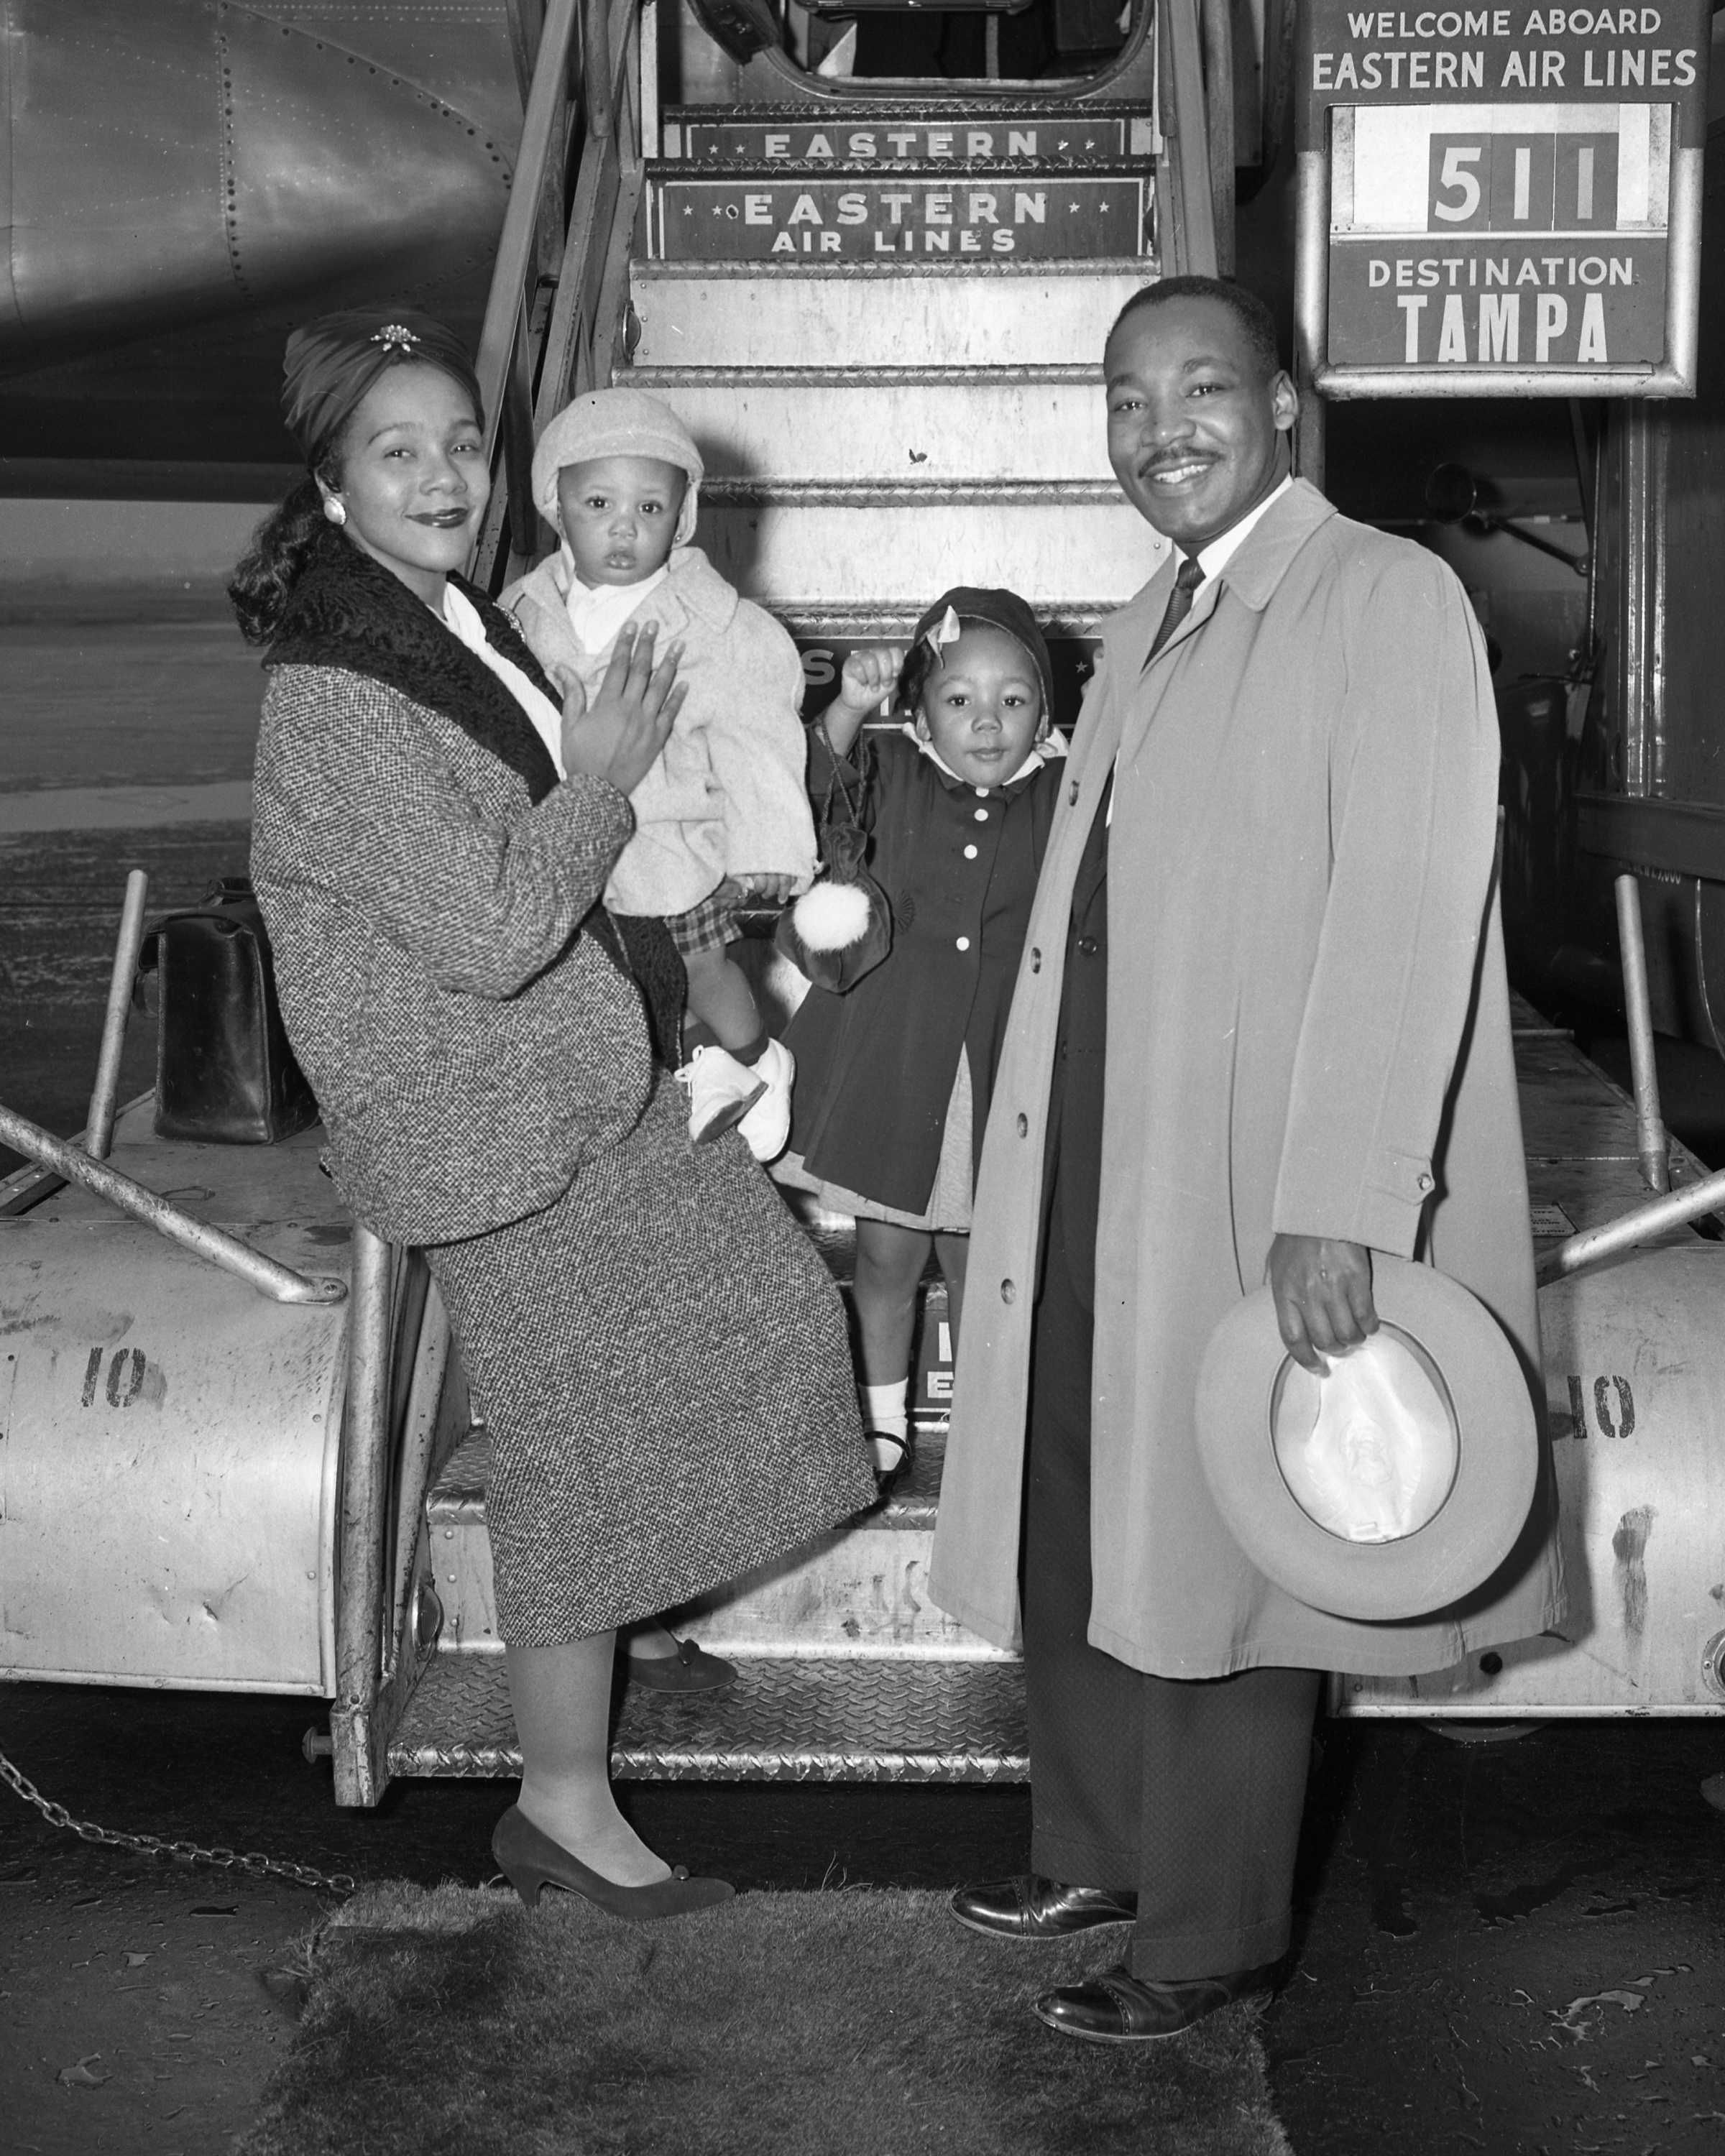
[641,169,1154,264]
[629,259,1154,369]
[389,1650,1028,1783]
[623,367,1110,482]
[660,104,1156,169]
[695,489,1167,608]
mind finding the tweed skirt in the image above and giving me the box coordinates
[426,1072,874,1644]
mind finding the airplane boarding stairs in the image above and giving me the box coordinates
[390,55,1174,1784]
[387,43,1725,1784]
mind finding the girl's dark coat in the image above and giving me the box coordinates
[786,729,1059,1215]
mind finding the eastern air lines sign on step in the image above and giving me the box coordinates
[642,172,1154,262]
[1295,0,1708,392]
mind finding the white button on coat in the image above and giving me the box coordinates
[956,936,970,951]
[964,844,978,859]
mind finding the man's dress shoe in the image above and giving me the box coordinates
[949,1874,1138,1940]
[1033,1960,1281,2042]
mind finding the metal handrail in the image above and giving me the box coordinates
[475,0,582,476]
[1537,1166,1725,1284]
[0,1103,346,1307]
[471,0,645,588]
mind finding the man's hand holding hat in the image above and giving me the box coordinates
[1266,1234,1378,1374]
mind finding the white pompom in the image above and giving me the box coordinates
[792,880,873,952]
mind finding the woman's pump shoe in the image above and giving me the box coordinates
[492,1806,734,1920]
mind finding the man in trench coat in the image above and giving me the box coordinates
[927,276,1564,2042]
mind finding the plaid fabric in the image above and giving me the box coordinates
[661,881,743,959]
[428,1077,874,1641]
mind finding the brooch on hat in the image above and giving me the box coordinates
[371,323,420,353]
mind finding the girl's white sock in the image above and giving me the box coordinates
[863,1381,909,1471]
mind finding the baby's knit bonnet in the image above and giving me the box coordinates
[532,387,704,546]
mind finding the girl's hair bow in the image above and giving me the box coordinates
[922,604,962,662]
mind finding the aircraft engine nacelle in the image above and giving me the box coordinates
[0,0,519,373]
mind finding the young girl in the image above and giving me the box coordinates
[774,586,1065,1492]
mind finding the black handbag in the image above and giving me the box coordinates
[138,878,320,1144]
[774,726,894,994]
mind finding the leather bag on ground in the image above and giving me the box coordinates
[139,878,320,1143]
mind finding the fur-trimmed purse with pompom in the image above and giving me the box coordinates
[775,721,893,993]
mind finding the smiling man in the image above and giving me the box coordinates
[929,277,1563,2042]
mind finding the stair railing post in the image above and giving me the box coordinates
[84,870,150,1162]
[331,1223,397,1805]
[1198,0,1235,274]
[585,0,614,139]
[1616,872,1671,1193]
[1158,0,1220,277]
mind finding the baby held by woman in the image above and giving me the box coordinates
[504,388,815,1157]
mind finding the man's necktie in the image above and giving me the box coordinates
[1145,554,1206,665]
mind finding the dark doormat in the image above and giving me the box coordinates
[239,1882,1292,2156]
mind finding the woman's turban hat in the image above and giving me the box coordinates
[281,309,484,464]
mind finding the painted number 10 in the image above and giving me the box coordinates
[81,1346,147,1409]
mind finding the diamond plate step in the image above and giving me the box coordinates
[387,1650,1027,1783]
[627,260,1156,370]
[660,105,1156,169]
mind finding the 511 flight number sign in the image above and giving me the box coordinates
[1294,0,1709,394]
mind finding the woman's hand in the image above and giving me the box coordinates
[821,643,906,756]
[557,622,686,796]
[1266,1233,1377,1375]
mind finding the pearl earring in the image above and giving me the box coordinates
[323,498,346,527]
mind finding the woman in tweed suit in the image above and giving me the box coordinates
[236,311,874,1918]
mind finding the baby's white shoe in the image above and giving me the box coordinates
[676,1044,766,1143]
[735,1038,795,1163]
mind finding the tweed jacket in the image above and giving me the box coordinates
[501,545,818,917]
[250,542,654,1247]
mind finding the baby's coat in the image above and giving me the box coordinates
[502,544,816,918]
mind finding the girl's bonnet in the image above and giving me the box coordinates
[898,586,1056,728]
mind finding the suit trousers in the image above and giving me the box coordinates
[1023,784,1319,1982]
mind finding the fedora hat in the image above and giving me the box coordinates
[1195,1256,1539,1621]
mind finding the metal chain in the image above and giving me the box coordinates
[0,1743,355,1899]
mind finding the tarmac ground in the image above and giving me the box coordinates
[3,599,1724,2155]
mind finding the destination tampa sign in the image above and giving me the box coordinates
[1294,0,1708,392]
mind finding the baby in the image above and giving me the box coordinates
[502,387,816,1158]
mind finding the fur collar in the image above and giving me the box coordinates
[264,528,561,804]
